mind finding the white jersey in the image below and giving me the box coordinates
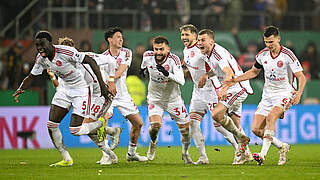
[102,48,132,97]
[204,43,253,94]
[183,42,221,91]
[142,51,185,102]
[255,46,303,93]
[31,45,87,88]
[80,52,116,96]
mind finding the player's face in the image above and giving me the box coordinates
[109,31,123,49]
[180,29,197,47]
[153,43,170,64]
[264,35,280,52]
[198,34,214,55]
[35,38,52,58]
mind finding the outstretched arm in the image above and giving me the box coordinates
[234,65,261,83]
[13,74,36,102]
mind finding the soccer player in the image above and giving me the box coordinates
[141,36,193,164]
[51,37,118,165]
[180,24,239,164]
[13,31,111,166]
[99,27,148,162]
[197,29,253,161]
[228,26,306,165]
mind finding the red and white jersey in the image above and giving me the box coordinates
[142,51,185,102]
[81,52,116,96]
[204,43,253,94]
[31,45,87,88]
[255,46,303,93]
[102,48,132,97]
[184,42,221,91]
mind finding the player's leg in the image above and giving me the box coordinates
[168,100,193,164]
[147,114,162,161]
[47,104,73,166]
[211,102,249,152]
[190,112,209,164]
[102,111,122,150]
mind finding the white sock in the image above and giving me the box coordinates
[106,127,116,135]
[128,142,137,155]
[179,126,191,155]
[190,115,207,158]
[219,115,244,140]
[213,120,238,151]
[74,121,102,136]
[47,121,72,161]
[88,134,116,159]
[261,130,274,157]
[240,128,250,153]
[272,137,283,149]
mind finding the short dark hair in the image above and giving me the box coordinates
[153,36,169,45]
[198,29,214,40]
[35,31,52,42]
[179,24,198,34]
[104,27,122,43]
[264,26,280,37]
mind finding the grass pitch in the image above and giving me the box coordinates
[1,144,320,180]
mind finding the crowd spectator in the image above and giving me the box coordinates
[300,42,320,79]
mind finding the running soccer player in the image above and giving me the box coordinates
[180,24,240,164]
[13,31,111,166]
[141,36,193,164]
[197,29,253,161]
[227,26,306,165]
[99,27,148,162]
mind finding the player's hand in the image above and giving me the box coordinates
[218,86,228,101]
[198,74,208,88]
[222,77,236,88]
[156,64,169,77]
[13,89,25,103]
[108,82,117,96]
[290,91,302,105]
[139,68,148,78]
[100,85,112,101]
[47,69,55,79]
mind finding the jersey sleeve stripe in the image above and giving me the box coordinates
[213,51,222,61]
[169,54,181,65]
[56,48,74,56]
[281,48,297,62]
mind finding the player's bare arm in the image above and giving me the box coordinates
[236,66,261,83]
[115,64,128,79]
[107,76,116,95]
[219,66,234,101]
[47,69,59,88]
[83,55,110,99]
[290,71,306,105]
[13,74,36,103]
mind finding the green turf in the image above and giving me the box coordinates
[1,144,320,180]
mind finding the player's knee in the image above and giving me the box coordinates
[212,112,224,122]
[252,128,263,138]
[150,122,161,132]
[69,126,81,136]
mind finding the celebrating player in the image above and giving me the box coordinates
[197,29,253,161]
[13,31,111,166]
[227,26,306,165]
[141,36,193,164]
[180,24,240,164]
[98,27,148,162]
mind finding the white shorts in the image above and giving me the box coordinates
[51,86,91,117]
[107,93,139,118]
[148,97,189,125]
[220,87,248,117]
[189,88,218,114]
[87,95,110,120]
[256,90,293,116]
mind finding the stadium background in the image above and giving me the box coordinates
[0,0,319,149]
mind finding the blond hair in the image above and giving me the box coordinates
[58,37,75,47]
